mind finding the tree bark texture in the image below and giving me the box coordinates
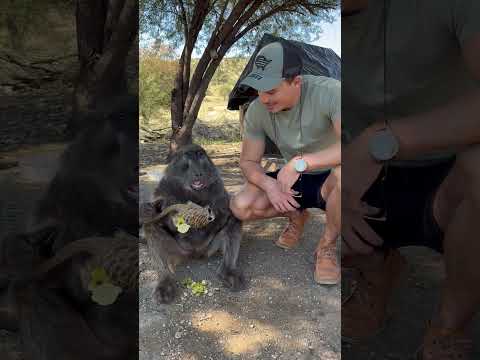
[70,0,138,136]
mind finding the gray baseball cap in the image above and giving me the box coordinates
[240,42,303,92]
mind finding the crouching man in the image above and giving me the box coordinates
[229,42,341,284]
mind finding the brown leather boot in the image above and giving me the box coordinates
[274,210,310,249]
[341,249,407,343]
[416,323,472,360]
[314,241,340,285]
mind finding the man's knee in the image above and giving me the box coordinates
[230,194,252,221]
[434,147,480,229]
[230,183,264,221]
[321,167,341,200]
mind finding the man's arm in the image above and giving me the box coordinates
[239,137,300,212]
[288,117,342,172]
[239,137,277,192]
[341,35,480,255]
[388,35,480,159]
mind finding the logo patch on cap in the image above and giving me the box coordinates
[254,55,272,71]
[247,73,263,80]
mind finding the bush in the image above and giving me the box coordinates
[139,50,176,123]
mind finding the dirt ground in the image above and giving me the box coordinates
[139,143,341,360]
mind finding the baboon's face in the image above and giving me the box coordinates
[167,144,219,192]
[73,118,138,201]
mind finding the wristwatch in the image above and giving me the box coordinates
[294,157,308,173]
[368,126,399,162]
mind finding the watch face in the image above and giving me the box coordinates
[295,158,307,172]
[368,129,399,161]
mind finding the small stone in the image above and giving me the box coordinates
[174,331,183,339]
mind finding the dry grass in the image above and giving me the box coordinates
[140,57,247,144]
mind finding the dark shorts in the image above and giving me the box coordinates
[363,158,455,253]
[266,170,331,210]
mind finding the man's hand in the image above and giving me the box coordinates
[342,125,385,255]
[342,208,383,255]
[264,179,300,213]
[277,159,301,194]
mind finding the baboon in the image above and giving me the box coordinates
[33,105,139,253]
[0,99,139,360]
[0,234,138,360]
[142,144,245,304]
[1,99,138,277]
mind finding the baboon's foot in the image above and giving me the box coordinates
[153,277,177,304]
[217,267,246,291]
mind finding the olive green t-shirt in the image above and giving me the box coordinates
[342,0,480,165]
[243,75,341,172]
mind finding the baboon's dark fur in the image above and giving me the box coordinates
[142,144,245,304]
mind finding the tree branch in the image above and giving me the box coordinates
[184,0,254,114]
[184,50,226,129]
[94,0,138,83]
[234,3,302,42]
[75,0,107,64]
[230,0,263,35]
[104,0,124,48]
[181,0,211,109]
[176,0,189,39]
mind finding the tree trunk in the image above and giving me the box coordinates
[167,1,261,159]
[167,0,212,158]
[170,124,193,154]
[6,0,23,51]
[69,0,138,137]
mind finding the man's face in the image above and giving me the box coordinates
[258,77,301,113]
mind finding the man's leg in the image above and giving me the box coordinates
[341,148,480,357]
[229,182,282,221]
[320,167,341,247]
[230,181,310,247]
[418,146,480,359]
[315,167,341,284]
